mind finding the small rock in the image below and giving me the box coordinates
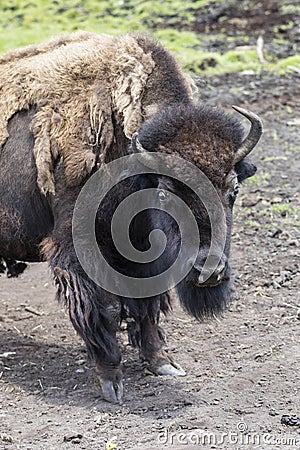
[0,352,16,358]
[1,434,14,443]
[270,228,282,238]
[76,359,86,365]
[270,196,283,204]
[241,195,261,207]
[286,118,300,126]
[63,434,83,443]
[288,239,299,247]
[272,280,281,289]
[241,70,256,76]
[281,415,300,426]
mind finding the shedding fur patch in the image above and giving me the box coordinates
[0,32,185,194]
[40,236,57,260]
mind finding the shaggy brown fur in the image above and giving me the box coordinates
[0,32,194,194]
[136,103,244,188]
[0,207,22,238]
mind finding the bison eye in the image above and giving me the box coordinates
[158,189,169,202]
[230,183,240,202]
[233,184,239,196]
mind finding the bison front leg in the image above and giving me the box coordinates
[42,238,123,403]
[124,295,186,377]
[54,266,123,403]
[140,314,186,377]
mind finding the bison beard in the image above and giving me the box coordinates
[0,32,262,403]
[177,276,232,321]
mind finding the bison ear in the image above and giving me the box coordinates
[235,160,257,183]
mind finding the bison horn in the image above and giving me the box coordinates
[232,105,263,163]
[131,132,158,170]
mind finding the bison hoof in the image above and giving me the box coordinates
[147,356,186,377]
[97,377,124,404]
[155,362,186,377]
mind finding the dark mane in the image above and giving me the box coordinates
[135,33,192,105]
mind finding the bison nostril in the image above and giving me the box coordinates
[216,272,224,282]
[216,263,226,275]
[197,261,227,286]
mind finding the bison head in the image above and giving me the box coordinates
[128,103,262,319]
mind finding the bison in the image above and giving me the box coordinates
[0,32,262,403]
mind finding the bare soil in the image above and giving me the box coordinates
[1,8,300,450]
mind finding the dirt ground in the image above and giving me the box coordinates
[1,70,299,450]
[1,8,300,450]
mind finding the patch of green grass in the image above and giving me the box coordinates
[273,21,295,33]
[243,201,300,231]
[156,28,202,52]
[271,202,300,217]
[0,0,148,52]
[0,0,299,77]
[244,219,262,228]
[256,200,300,229]
[263,156,288,163]
[274,55,300,73]
[182,50,300,76]
[245,172,270,187]
[280,4,300,14]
